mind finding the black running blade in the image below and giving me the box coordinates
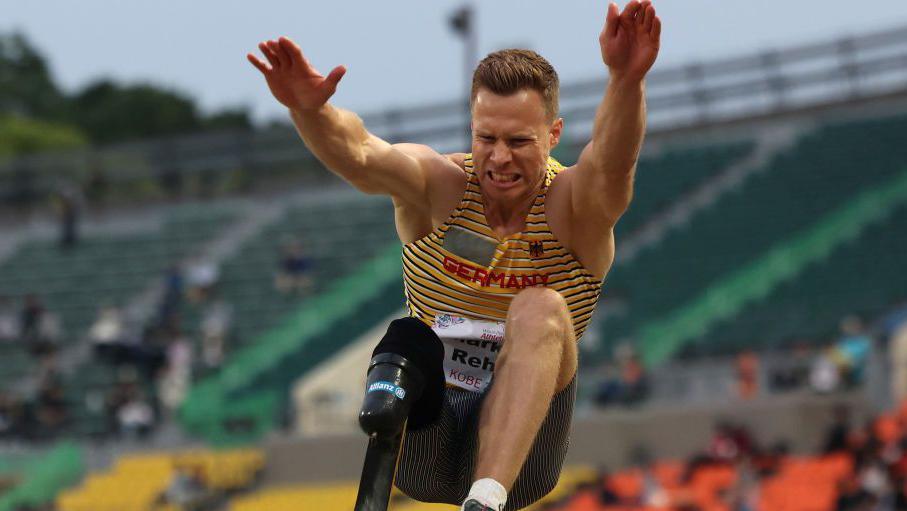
[354,429,404,511]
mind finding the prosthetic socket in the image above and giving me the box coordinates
[358,317,446,438]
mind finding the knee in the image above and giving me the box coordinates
[506,288,574,346]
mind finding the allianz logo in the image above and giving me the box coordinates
[368,381,406,399]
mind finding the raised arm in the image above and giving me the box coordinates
[571,0,661,227]
[248,37,451,206]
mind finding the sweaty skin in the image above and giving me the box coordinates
[249,0,661,498]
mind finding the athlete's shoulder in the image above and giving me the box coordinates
[547,156,567,174]
[445,152,470,172]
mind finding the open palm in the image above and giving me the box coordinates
[247,37,346,111]
[600,0,661,82]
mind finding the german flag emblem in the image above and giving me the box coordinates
[529,241,544,258]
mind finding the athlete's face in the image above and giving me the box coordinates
[471,88,563,206]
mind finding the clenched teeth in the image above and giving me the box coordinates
[489,171,519,183]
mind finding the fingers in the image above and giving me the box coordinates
[604,2,620,38]
[652,15,662,40]
[323,65,347,93]
[642,2,655,32]
[620,0,642,22]
[278,36,310,70]
[246,53,271,75]
[266,40,291,69]
[258,41,281,70]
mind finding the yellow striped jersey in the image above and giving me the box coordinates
[402,155,603,339]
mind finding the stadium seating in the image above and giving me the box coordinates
[593,112,907,361]
[178,194,404,442]
[0,205,237,438]
[0,205,236,337]
[695,201,907,354]
[180,194,397,353]
[543,454,852,511]
[615,140,754,238]
[555,140,754,238]
[55,447,263,511]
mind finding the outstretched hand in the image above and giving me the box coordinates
[247,37,346,111]
[600,0,661,83]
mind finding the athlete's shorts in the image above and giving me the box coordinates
[394,375,577,511]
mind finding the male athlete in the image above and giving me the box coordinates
[249,1,661,509]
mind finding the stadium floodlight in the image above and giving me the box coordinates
[449,4,477,142]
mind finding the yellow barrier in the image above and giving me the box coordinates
[56,448,264,511]
[229,465,596,511]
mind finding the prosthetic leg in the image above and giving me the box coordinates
[354,318,445,511]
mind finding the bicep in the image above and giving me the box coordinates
[570,140,635,228]
[354,138,431,202]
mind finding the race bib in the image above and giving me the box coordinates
[432,313,505,393]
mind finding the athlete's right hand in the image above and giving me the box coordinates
[247,37,346,112]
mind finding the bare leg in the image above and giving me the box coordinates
[473,287,577,490]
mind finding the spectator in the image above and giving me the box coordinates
[185,257,219,303]
[54,183,82,251]
[0,295,19,342]
[161,464,211,511]
[35,376,68,438]
[104,380,131,435]
[35,349,61,392]
[595,468,621,506]
[769,342,812,392]
[735,350,759,400]
[117,389,155,439]
[20,295,60,357]
[158,329,193,414]
[810,346,841,393]
[0,392,25,439]
[726,456,760,511]
[158,265,184,325]
[89,305,126,356]
[633,448,669,508]
[620,357,648,405]
[593,344,649,408]
[836,315,872,388]
[705,421,750,464]
[593,363,623,407]
[275,239,313,296]
[200,297,232,369]
[20,294,44,343]
[823,405,853,454]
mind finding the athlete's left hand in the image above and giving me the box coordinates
[600,0,661,83]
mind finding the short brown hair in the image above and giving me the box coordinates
[470,49,560,121]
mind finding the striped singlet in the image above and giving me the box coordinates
[402,154,603,347]
[395,155,599,508]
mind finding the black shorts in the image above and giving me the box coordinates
[394,375,577,510]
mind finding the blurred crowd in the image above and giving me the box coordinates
[0,234,316,444]
[592,312,895,409]
[545,399,907,510]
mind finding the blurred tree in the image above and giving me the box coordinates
[1,30,252,148]
[203,107,252,131]
[71,80,202,143]
[0,115,87,157]
[0,32,68,119]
